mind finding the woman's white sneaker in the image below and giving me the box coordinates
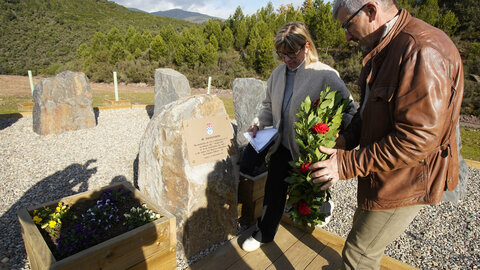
[241,236,263,252]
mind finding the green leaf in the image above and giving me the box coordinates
[296,138,306,150]
[285,176,299,184]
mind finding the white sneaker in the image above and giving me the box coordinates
[241,236,263,252]
[316,201,334,228]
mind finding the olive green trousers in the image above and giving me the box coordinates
[342,205,423,269]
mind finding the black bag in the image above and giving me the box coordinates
[239,143,269,176]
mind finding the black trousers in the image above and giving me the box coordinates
[253,144,292,243]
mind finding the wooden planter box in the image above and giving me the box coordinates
[17,102,34,112]
[17,182,176,270]
[237,171,267,225]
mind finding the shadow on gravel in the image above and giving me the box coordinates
[93,108,100,125]
[146,105,154,119]
[0,159,98,269]
[133,153,139,189]
[0,116,21,131]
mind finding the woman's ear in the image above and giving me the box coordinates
[305,41,310,50]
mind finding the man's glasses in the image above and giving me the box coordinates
[341,4,367,32]
[276,44,305,59]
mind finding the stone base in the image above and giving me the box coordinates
[18,102,34,112]
[237,171,267,225]
[104,98,131,107]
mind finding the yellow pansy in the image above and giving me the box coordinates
[32,216,42,224]
[49,220,57,228]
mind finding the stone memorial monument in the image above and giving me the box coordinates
[232,78,267,147]
[32,71,96,135]
[138,94,238,259]
[153,68,191,117]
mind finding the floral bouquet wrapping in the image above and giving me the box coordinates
[285,86,351,230]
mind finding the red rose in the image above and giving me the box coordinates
[297,201,311,215]
[299,162,311,173]
[312,123,329,134]
[313,98,321,107]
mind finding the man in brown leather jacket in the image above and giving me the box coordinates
[309,0,464,268]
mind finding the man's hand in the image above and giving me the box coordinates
[247,125,259,138]
[310,146,339,190]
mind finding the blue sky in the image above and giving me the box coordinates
[110,0,306,20]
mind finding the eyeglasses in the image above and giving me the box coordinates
[276,44,305,59]
[341,4,367,32]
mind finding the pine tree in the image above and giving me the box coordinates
[149,35,167,61]
[219,26,234,51]
[106,27,123,49]
[256,35,275,78]
[204,19,222,42]
[234,20,248,50]
[417,0,440,26]
[109,41,125,64]
[201,43,218,67]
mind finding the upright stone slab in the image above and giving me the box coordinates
[232,78,267,147]
[138,94,238,259]
[32,71,96,135]
[153,68,191,117]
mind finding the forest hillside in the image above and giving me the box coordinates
[1,0,478,115]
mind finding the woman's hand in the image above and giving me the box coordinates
[247,125,259,138]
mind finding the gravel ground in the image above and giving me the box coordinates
[0,108,479,269]
[326,169,480,269]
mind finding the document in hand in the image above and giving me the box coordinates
[243,128,278,153]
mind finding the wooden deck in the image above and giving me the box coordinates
[188,220,417,270]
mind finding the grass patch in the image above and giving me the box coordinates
[219,97,234,117]
[460,128,480,162]
[0,96,34,114]
[0,93,235,117]
[92,93,154,107]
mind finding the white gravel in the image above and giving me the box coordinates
[0,108,150,270]
[326,169,480,269]
[0,108,479,269]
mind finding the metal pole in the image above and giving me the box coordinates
[28,70,34,94]
[113,72,119,102]
[207,76,212,95]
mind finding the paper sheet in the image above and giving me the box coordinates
[243,128,278,153]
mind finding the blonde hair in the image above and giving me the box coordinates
[274,21,318,65]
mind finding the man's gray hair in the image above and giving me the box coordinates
[332,0,397,19]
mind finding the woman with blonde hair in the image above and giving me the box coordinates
[241,21,357,252]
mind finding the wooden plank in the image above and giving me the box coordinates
[310,227,346,248]
[238,172,267,203]
[466,159,480,169]
[380,256,418,270]
[228,224,305,270]
[17,208,56,270]
[53,219,172,269]
[129,246,176,270]
[253,198,263,220]
[266,232,327,270]
[187,226,255,270]
[305,241,343,270]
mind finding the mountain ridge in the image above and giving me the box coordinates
[128,8,221,23]
[0,0,193,74]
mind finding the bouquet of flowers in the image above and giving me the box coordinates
[285,86,351,230]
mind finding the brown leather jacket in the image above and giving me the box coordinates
[337,9,464,210]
